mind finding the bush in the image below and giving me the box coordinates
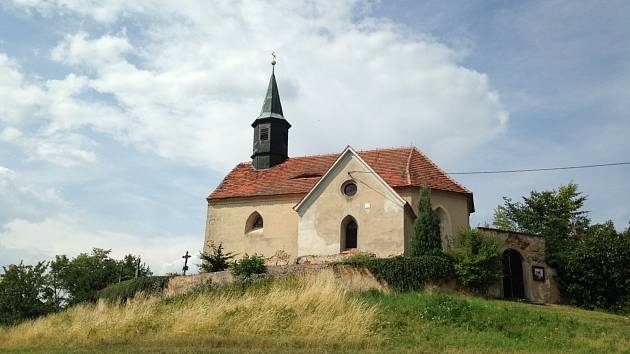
[231,254,267,279]
[98,276,170,303]
[199,241,235,273]
[341,255,453,291]
[449,229,502,292]
[558,221,630,313]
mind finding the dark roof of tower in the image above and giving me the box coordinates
[257,68,284,119]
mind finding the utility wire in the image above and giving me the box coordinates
[448,162,630,175]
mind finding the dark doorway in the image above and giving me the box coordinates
[502,249,525,299]
[341,216,358,251]
[345,221,357,249]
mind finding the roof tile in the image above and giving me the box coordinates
[207,147,470,201]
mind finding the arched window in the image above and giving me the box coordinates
[434,206,452,248]
[340,215,358,251]
[245,211,264,233]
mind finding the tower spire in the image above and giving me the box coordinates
[251,53,291,170]
[257,52,284,120]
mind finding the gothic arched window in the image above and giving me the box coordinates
[245,211,264,234]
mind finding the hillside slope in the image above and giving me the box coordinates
[0,270,628,353]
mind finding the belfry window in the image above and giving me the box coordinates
[259,127,269,141]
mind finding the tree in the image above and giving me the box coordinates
[199,241,235,272]
[47,255,70,308]
[118,254,152,281]
[559,221,630,312]
[50,248,151,305]
[450,229,502,292]
[492,206,514,231]
[410,185,442,256]
[496,182,589,265]
[0,262,55,326]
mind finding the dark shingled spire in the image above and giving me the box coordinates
[251,57,291,170]
[257,67,284,119]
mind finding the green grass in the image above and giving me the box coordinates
[357,291,630,353]
[1,272,629,353]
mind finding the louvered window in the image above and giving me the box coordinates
[260,127,269,141]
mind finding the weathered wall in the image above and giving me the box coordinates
[296,154,406,257]
[204,196,301,262]
[397,187,470,250]
[480,228,562,304]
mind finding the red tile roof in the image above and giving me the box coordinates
[207,147,471,204]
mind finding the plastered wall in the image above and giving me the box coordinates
[204,196,301,261]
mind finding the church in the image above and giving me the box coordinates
[204,60,562,304]
[204,61,474,262]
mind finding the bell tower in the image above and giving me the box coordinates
[251,55,291,169]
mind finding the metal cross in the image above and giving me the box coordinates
[182,251,191,275]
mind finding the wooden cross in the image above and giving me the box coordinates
[182,251,191,275]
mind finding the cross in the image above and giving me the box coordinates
[182,251,191,275]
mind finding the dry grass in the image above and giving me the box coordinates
[0,269,377,351]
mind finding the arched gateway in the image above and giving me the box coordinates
[502,249,525,299]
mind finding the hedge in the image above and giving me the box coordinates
[98,276,170,303]
[340,255,453,291]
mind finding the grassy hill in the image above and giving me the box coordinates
[0,270,628,353]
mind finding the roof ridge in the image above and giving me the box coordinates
[404,147,413,185]
[411,147,471,193]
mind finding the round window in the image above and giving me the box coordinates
[342,181,357,196]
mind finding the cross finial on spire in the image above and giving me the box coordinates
[271,51,277,66]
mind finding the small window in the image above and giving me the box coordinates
[245,211,264,233]
[342,181,357,196]
[259,127,269,141]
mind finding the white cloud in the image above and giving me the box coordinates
[0,215,200,274]
[8,0,508,171]
[0,165,67,224]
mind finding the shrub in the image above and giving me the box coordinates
[558,221,630,313]
[231,254,267,279]
[341,255,453,291]
[449,229,502,292]
[410,185,442,256]
[199,241,235,273]
[98,276,170,303]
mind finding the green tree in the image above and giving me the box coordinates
[497,182,589,265]
[0,261,55,325]
[559,221,630,312]
[118,254,152,281]
[199,241,235,272]
[410,185,442,256]
[50,248,133,305]
[450,229,502,292]
[492,206,514,231]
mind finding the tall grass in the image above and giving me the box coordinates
[0,269,377,350]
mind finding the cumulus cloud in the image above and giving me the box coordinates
[9,0,508,171]
[0,215,200,274]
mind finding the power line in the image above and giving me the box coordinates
[448,161,630,175]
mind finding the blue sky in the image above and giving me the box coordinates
[0,0,628,274]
